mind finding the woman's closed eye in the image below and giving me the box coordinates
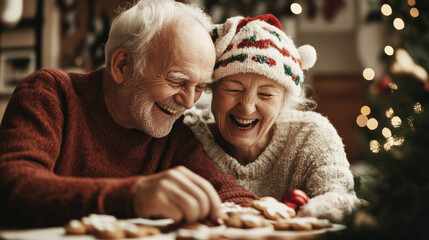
[223,88,242,93]
[259,92,273,97]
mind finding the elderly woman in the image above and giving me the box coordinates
[185,14,360,222]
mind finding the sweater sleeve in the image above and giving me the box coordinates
[0,70,139,227]
[170,122,258,207]
[296,115,360,222]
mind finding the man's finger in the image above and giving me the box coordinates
[175,166,222,222]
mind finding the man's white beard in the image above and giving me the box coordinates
[117,75,179,138]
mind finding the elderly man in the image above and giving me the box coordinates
[0,0,256,228]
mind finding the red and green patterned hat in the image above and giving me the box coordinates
[211,14,316,96]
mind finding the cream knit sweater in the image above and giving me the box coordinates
[184,108,361,222]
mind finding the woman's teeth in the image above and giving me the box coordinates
[230,115,259,130]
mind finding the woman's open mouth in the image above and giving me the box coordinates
[230,115,259,130]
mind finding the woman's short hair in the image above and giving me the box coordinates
[104,0,212,77]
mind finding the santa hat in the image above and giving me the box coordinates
[211,14,316,96]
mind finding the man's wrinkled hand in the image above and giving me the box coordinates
[133,166,222,224]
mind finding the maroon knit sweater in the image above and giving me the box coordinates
[0,68,257,228]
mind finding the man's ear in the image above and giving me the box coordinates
[110,48,131,84]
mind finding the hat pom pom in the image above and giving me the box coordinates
[298,45,317,70]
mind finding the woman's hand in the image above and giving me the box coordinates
[133,166,222,224]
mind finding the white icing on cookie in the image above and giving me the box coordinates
[69,219,83,229]
[221,202,260,214]
[256,197,295,219]
[240,214,264,224]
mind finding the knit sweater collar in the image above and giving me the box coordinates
[188,111,288,179]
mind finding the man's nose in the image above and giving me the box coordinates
[175,86,196,109]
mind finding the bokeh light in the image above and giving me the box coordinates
[391,116,402,128]
[389,82,398,90]
[290,3,302,15]
[382,127,392,138]
[370,140,381,153]
[385,108,394,118]
[410,7,419,18]
[384,45,394,56]
[361,106,371,115]
[356,115,368,127]
[393,18,405,30]
[414,102,422,114]
[363,68,375,80]
[381,4,392,16]
[408,0,416,6]
[367,118,378,130]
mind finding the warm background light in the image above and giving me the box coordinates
[361,105,371,115]
[356,114,368,127]
[393,18,405,30]
[363,68,375,80]
[384,45,394,56]
[391,116,402,127]
[370,140,381,153]
[290,3,302,15]
[410,8,419,18]
[382,127,392,138]
[385,108,394,118]
[367,118,378,130]
[414,102,422,114]
[381,4,392,16]
[408,0,416,6]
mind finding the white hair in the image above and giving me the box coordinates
[282,84,317,112]
[104,0,213,76]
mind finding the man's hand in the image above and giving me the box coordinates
[133,166,222,223]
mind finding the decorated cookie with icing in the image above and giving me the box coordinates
[273,217,332,231]
[223,212,270,229]
[64,219,87,235]
[252,197,296,220]
[64,214,161,239]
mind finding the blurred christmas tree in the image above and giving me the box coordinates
[337,0,429,239]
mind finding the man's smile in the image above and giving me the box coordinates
[155,102,179,115]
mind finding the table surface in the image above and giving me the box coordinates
[0,218,346,240]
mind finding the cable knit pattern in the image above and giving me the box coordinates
[185,108,360,222]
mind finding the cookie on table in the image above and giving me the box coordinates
[64,219,87,235]
[223,212,270,229]
[90,215,125,239]
[81,214,118,234]
[272,220,292,231]
[118,220,160,238]
[64,214,161,239]
[252,197,296,220]
[274,217,333,231]
[307,219,332,229]
[176,223,211,240]
[221,202,260,217]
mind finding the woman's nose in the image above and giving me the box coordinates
[239,95,256,114]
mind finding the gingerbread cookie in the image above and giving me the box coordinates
[64,214,161,239]
[273,217,332,231]
[252,197,296,220]
[223,212,270,229]
[176,223,211,240]
[64,219,87,235]
[118,220,161,238]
